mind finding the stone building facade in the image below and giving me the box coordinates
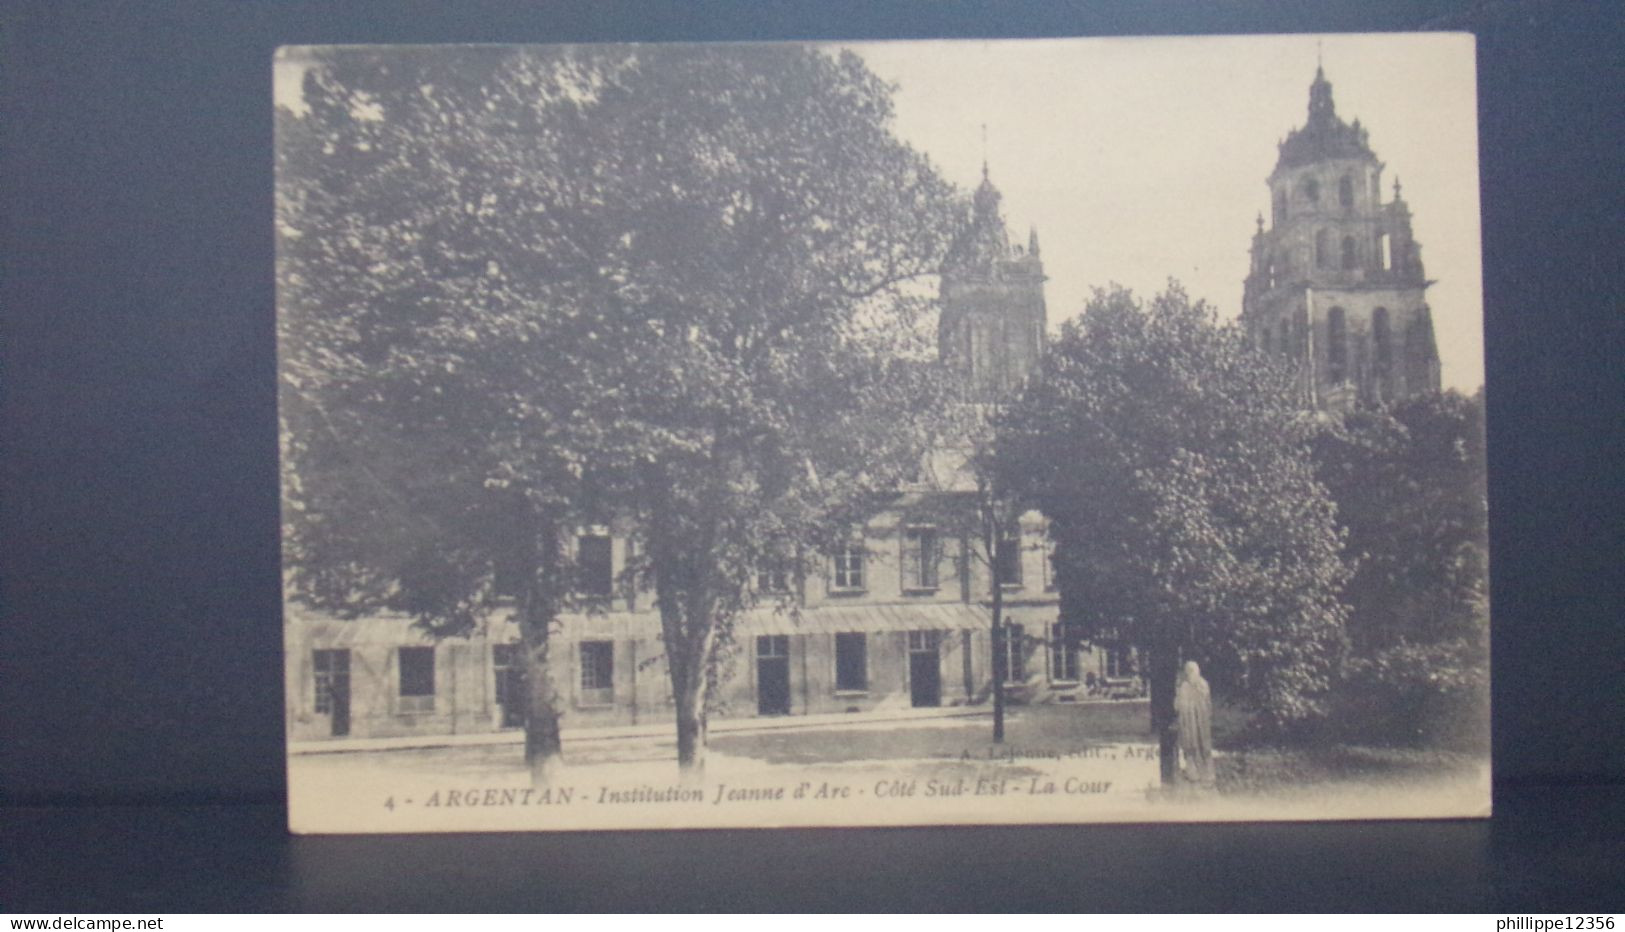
[1241,67,1441,411]
[286,168,1140,745]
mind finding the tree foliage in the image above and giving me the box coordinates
[997,284,1350,743]
[1311,390,1490,746]
[277,44,964,780]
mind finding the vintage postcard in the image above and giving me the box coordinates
[276,33,1489,833]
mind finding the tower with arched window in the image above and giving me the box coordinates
[939,165,1048,400]
[1241,67,1441,409]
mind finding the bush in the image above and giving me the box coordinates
[1334,638,1488,749]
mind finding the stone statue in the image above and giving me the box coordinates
[1175,660,1216,789]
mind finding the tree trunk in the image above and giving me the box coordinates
[1148,644,1180,787]
[644,475,718,789]
[991,579,1006,744]
[522,621,566,786]
[673,665,708,787]
[985,502,1006,744]
[519,502,568,788]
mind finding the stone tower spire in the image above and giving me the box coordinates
[939,166,1047,400]
[1241,66,1440,410]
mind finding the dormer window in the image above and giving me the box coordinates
[832,542,866,593]
[901,525,941,592]
[757,562,792,595]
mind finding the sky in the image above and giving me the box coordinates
[276,33,1484,391]
[841,33,1484,392]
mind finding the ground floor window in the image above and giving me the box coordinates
[998,623,1026,684]
[1050,623,1080,683]
[1105,644,1133,679]
[313,648,347,714]
[835,632,867,692]
[580,640,614,706]
[397,646,436,713]
[493,642,525,727]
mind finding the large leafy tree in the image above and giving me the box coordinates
[278,46,616,783]
[1311,390,1489,745]
[997,284,1349,782]
[560,46,962,779]
[278,44,963,783]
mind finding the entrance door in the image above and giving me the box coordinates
[314,648,351,737]
[757,635,791,716]
[493,643,526,728]
[907,631,941,708]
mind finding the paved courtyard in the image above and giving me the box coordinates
[288,702,1489,832]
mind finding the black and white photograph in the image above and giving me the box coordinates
[274,33,1490,833]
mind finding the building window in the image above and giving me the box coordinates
[997,623,1026,684]
[579,641,614,706]
[907,629,940,652]
[398,646,435,714]
[832,542,865,592]
[835,633,867,692]
[1327,307,1348,382]
[1377,232,1392,271]
[901,525,940,591]
[493,642,525,728]
[1274,189,1287,223]
[313,648,348,714]
[1050,623,1080,683]
[995,524,1023,588]
[493,643,519,705]
[1104,644,1133,679]
[757,634,789,659]
[1301,178,1320,203]
[620,537,638,609]
[577,533,613,599]
[1338,174,1354,208]
[757,559,792,595]
[1341,235,1357,270]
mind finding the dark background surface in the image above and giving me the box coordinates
[3,0,1621,913]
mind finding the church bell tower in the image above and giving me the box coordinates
[1241,67,1441,410]
[939,165,1047,400]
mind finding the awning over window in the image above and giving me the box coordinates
[284,608,436,648]
[742,601,996,636]
[290,599,1061,646]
